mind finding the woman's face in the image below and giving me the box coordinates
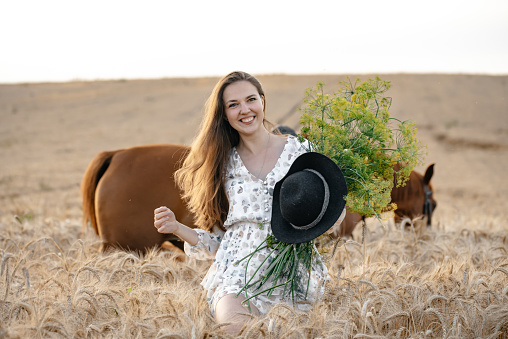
[223,80,265,137]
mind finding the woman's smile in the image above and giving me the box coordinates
[240,116,255,123]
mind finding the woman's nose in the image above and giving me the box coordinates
[240,102,249,113]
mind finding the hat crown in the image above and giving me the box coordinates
[279,170,328,228]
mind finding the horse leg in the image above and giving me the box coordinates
[161,241,186,262]
[334,209,363,239]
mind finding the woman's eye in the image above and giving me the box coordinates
[248,97,256,102]
[228,103,237,108]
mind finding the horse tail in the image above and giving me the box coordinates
[81,150,117,236]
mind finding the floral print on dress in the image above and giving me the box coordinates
[184,135,328,315]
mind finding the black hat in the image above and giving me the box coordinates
[271,152,347,244]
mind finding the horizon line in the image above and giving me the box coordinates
[1,70,507,86]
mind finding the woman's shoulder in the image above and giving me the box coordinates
[287,134,312,153]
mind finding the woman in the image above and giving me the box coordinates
[154,71,342,334]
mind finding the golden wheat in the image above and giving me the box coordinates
[1,203,507,338]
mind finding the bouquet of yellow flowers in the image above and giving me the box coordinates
[237,77,424,308]
[299,76,424,217]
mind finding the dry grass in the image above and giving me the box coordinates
[1,206,506,338]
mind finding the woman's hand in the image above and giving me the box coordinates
[154,206,179,234]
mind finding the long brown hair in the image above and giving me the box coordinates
[175,71,271,231]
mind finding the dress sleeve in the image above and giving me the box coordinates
[183,225,225,260]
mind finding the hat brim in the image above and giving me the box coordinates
[271,152,347,244]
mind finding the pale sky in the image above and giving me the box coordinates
[1,0,507,83]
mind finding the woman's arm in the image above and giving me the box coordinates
[154,206,199,246]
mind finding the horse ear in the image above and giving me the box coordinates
[423,163,435,185]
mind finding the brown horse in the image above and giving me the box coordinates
[81,144,197,253]
[331,163,436,238]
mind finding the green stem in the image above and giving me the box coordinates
[234,244,270,266]
[305,241,314,298]
[236,239,277,299]
[262,244,292,277]
[282,244,297,298]
[242,280,291,305]
[258,245,292,290]
[364,151,418,167]
[289,244,298,304]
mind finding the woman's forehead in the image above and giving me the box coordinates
[223,81,259,102]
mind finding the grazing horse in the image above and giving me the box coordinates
[330,163,436,238]
[81,144,197,253]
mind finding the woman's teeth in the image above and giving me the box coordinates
[241,116,254,123]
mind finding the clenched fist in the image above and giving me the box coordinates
[154,206,179,234]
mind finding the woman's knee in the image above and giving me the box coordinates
[214,294,260,328]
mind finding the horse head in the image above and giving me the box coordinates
[391,163,437,227]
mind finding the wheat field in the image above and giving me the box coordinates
[1,74,507,338]
[1,210,507,338]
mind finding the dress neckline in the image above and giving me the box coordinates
[233,135,291,182]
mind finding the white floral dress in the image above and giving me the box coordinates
[184,135,329,315]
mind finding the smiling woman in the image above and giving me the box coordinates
[153,71,345,335]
